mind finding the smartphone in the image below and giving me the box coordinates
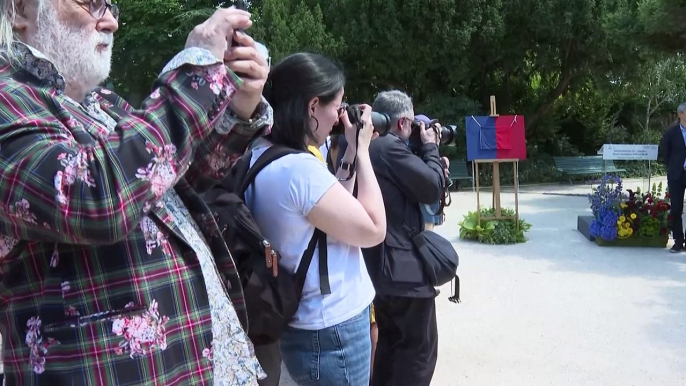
[232,0,246,47]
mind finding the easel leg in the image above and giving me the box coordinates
[476,162,481,224]
[492,181,495,209]
[472,162,476,193]
[514,161,520,231]
[493,162,501,219]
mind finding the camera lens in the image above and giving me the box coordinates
[371,112,391,136]
[440,125,458,146]
[332,106,392,137]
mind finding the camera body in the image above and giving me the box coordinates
[331,104,392,137]
[408,120,458,154]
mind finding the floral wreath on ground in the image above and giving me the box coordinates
[588,174,670,242]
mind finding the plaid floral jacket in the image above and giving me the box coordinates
[0,43,271,385]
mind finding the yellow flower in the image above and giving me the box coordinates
[619,216,626,222]
[625,223,631,229]
[620,203,628,209]
[618,229,627,237]
[630,213,637,220]
[627,228,633,235]
[617,221,622,226]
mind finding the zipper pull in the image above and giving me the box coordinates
[263,240,272,268]
[272,251,278,277]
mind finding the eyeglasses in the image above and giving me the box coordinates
[75,0,120,20]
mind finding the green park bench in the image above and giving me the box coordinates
[553,155,626,184]
[449,160,473,191]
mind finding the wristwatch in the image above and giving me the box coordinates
[339,161,355,174]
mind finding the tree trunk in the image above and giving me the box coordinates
[527,39,578,130]
[481,65,489,111]
[348,78,404,90]
[645,97,652,132]
[504,63,512,113]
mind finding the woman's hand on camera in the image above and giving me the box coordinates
[338,107,357,150]
[357,104,378,148]
[339,104,377,154]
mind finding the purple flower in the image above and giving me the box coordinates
[588,174,624,218]
[590,221,603,238]
[590,201,621,241]
[600,224,618,241]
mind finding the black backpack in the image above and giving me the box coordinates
[203,145,330,345]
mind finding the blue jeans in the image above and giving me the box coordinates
[281,306,371,385]
[421,202,444,225]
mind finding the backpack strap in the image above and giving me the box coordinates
[295,228,330,296]
[238,145,304,196]
[241,144,332,296]
[317,230,330,294]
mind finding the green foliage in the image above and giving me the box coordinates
[107,0,683,177]
[469,155,567,187]
[637,0,686,51]
[248,0,345,63]
[459,207,532,245]
[638,216,660,237]
[110,0,213,104]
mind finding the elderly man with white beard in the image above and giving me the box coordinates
[0,0,273,384]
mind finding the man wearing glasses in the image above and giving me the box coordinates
[363,90,446,386]
[0,0,271,384]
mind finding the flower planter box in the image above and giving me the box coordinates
[595,235,669,248]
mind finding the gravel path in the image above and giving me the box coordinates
[280,181,686,385]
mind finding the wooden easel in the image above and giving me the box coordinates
[473,96,520,229]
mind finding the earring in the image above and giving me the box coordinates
[311,116,320,132]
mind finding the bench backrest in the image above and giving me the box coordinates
[553,156,618,170]
[449,160,471,178]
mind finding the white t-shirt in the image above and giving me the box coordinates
[319,137,331,163]
[244,146,375,330]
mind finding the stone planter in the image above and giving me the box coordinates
[594,235,669,248]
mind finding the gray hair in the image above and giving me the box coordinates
[0,0,17,60]
[372,90,414,122]
[0,0,44,61]
[678,102,686,114]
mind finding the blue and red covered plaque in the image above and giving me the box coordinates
[465,115,527,161]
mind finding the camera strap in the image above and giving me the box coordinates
[423,157,452,217]
[338,109,363,182]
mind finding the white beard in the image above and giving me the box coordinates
[27,2,114,94]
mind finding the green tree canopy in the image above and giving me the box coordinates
[108,0,685,178]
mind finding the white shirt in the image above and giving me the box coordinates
[319,137,331,163]
[244,146,375,330]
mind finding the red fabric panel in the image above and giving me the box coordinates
[495,115,527,160]
[495,116,513,150]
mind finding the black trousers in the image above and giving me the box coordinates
[254,340,282,386]
[372,295,438,386]
[669,173,686,245]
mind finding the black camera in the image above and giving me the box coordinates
[331,104,392,137]
[408,120,458,154]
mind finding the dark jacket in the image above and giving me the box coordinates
[660,123,686,182]
[360,134,445,297]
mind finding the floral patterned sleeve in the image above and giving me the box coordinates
[0,49,240,245]
[136,47,273,192]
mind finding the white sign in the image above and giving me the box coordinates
[601,144,658,161]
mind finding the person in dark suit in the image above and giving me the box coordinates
[361,90,447,386]
[660,102,686,253]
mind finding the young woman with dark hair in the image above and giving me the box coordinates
[244,52,386,385]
